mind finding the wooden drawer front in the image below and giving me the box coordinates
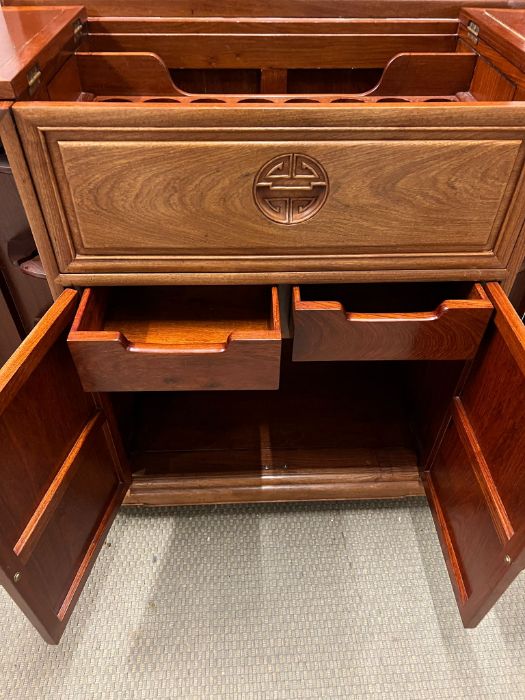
[67,286,281,391]
[13,104,525,280]
[292,282,493,361]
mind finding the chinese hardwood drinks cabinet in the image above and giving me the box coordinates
[0,0,525,643]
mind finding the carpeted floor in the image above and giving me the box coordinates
[1,499,524,699]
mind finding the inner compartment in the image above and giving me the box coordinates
[74,285,276,346]
[127,347,418,473]
[42,16,502,103]
[296,281,481,313]
[119,344,453,505]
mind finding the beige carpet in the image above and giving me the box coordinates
[1,499,524,699]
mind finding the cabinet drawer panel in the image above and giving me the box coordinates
[56,140,518,256]
[67,286,281,391]
[14,104,525,279]
[292,282,493,361]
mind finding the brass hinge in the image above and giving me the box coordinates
[26,64,42,95]
[72,18,86,44]
[467,20,480,44]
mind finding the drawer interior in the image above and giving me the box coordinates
[41,17,515,103]
[295,281,486,313]
[67,286,282,392]
[71,286,279,347]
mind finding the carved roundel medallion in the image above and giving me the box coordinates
[253,153,329,225]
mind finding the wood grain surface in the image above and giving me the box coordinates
[87,32,458,69]
[460,8,525,73]
[0,6,86,99]
[76,52,185,96]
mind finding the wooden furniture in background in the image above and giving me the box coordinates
[0,146,52,361]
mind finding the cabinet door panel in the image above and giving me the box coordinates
[0,289,130,643]
[426,283,525,626]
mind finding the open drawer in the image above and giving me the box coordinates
[67,286,281,391]
[292,282,494,361]
[5,7,525,285]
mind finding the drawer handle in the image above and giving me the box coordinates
[79,332,266,356]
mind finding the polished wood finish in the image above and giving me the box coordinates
[76,53,185,97]
[57,50,476,99]
[0,6,86,99]
[425,282,525,627]
[13,103,525,286]
[292,283,493,361]
[87,31,457,70]
[468,56,516,100]
[89,17,460,36]
[458,28,525,89]
[365,52,476,95]
[68,286,282,391]
[0,289,130,643]
[125,467,424,505]
[2,3,525,640]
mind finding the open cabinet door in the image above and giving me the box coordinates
[426,283,525,627]
[0,289,130,643]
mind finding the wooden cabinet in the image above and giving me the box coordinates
[0,2,525,644]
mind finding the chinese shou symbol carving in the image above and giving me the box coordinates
[253,153,329,224]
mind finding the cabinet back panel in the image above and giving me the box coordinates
[129,352,416,472]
